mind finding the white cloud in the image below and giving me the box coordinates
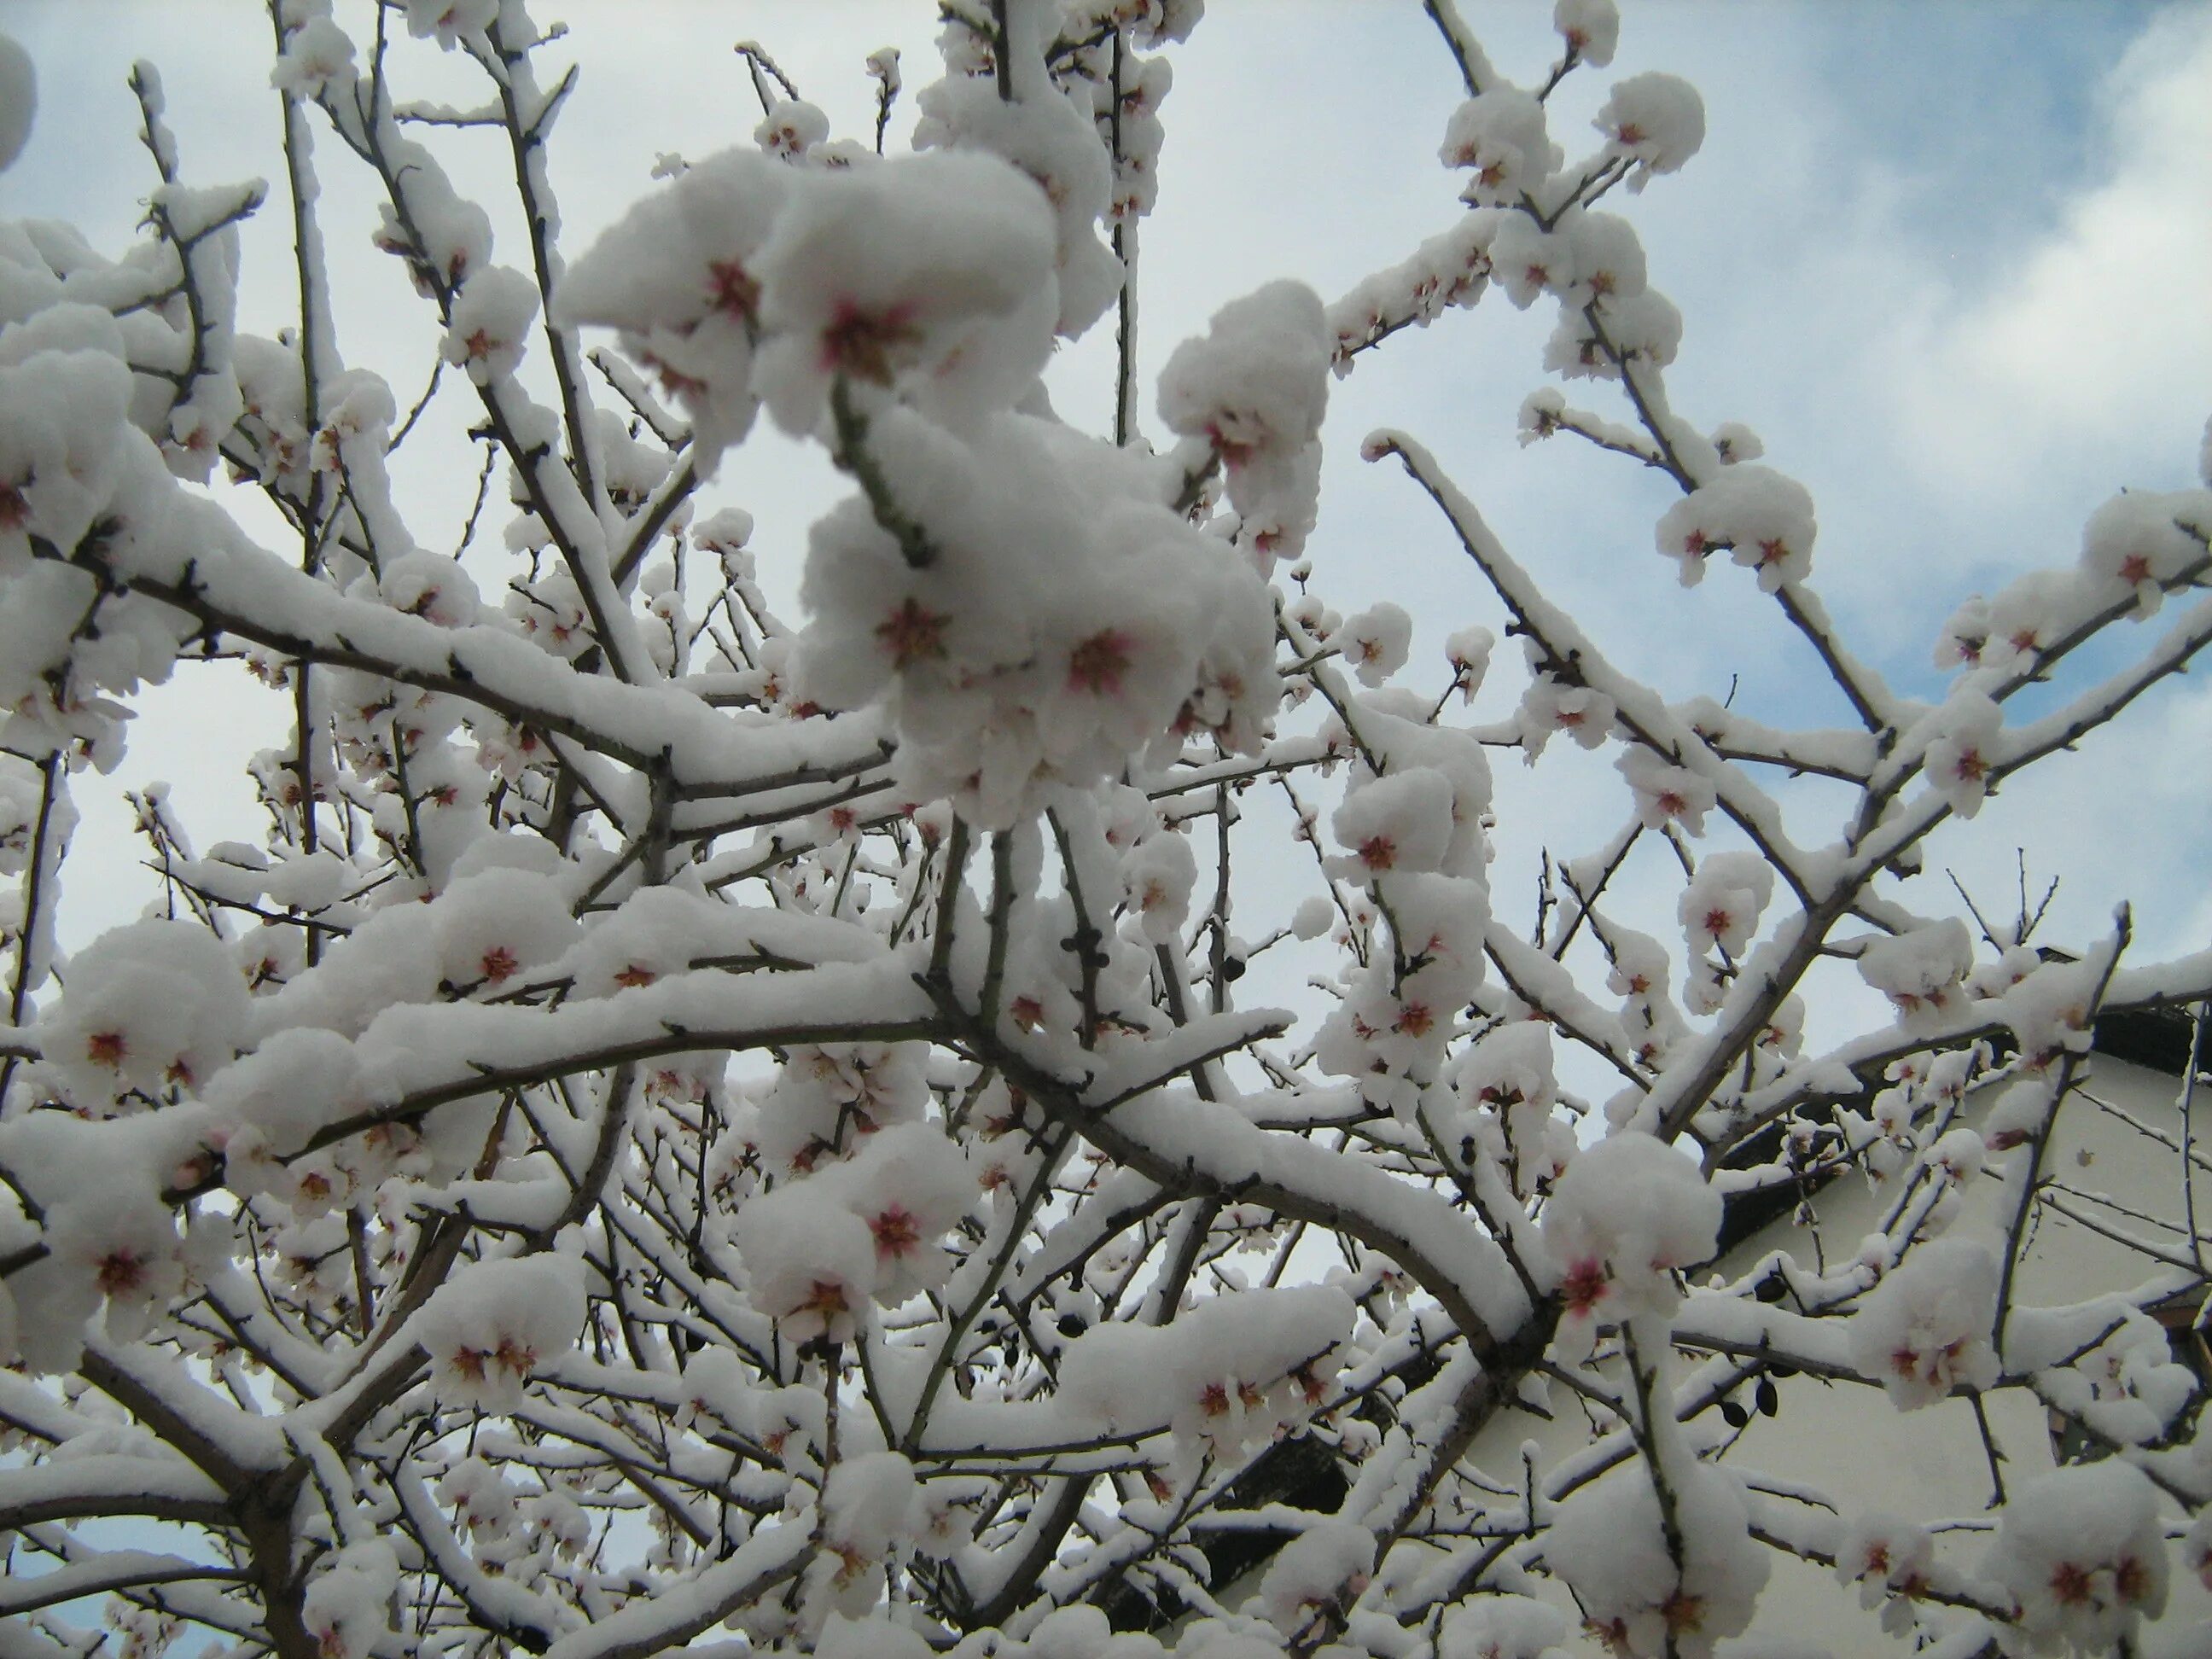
[1893,8,2212,511]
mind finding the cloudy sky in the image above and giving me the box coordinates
[4,2,2208,1032]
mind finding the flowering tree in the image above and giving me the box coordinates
[2,2,2209,1656]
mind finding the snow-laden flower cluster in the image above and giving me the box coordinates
[1514,649,1616,758]
[1608,925,1690,1071]
[1450,1022,1574,1199]
[271,11,356,98]
[1060,7,1185,223]
[1593,72,1707,187]
[418,1254,587,1413]
[806,1452,929,1620]
[1617,744,1714,835]
[791,405,1282,826]
[558,149,1058,464]
[1676,849,1773,1012]
[1936,488,2210,674]
[1652,463,1818,591]
[1833,1511,1936,1634]
[1552,0,1621,67]
[1847,1236,2000,1408]
[1119,817,1198,946]
[0,299,201,759]
[1438,1593,1569,1659]
[912,37,1121,339]
[1253,1522,1374,1643]
[1440,88,1561,208]
[1160,280,1333,568]
[1335,602,1412,689]
[36,917,250,1105]
[1920,689,2005,819]
[442,265,538,386]
[1985,1462,2168,1655]
[405,0,497,53]
[747,1039,929,1175]
[2034,1307,2197,1450]
[1545,1458,1767,1658]
[734,1121,973,1342]
[0,1113,195,1366]
[300,1540,399,1659]
[1310,710,1494,1116]
[1541,1131,1721,1349]
[755,97,831,163]
[1329,211,1501,364]
[1855,918,1975,1034]
[554,56,1313,827]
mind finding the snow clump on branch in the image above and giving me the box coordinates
[791,407,1279,825]
[1542,1130,1721,1349]
[1985,1462,2169,1654]
[564,143,1296,829]
[1847,1236,2000,1408]
[1159,279,1333,568]
[418,1254,587,1413]
[36,917,250,1104]
[1545,1457,1768,1657]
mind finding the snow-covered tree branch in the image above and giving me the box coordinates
[1,2,2209,1655]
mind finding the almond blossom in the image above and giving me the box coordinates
[1847,1237,2001,1409]
[1986,1464,2169,1655]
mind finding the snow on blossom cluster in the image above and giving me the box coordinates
[911,9,1121,339]
[1546,1456,1768,1659]
[735,1116,974,1342]
[557,0,1198,459]
[556,148,1051,463]
[1675,851,1772,1014]
[1652,464,1816,591]
[0,267,222,763]
[1846,1237,2000,1410]
[789,400,1284,825]
[1449,1020,1575,1200]
[1309,694,1495,1119]
[2031,1306,2199,1452]
[1058,1284,1354,1468]
[1986,1463,2170,1655]
[1856,919,1976,1034]
[1159,279,1332,568]
[1936,489,2212,676]
[1910,484,2212,822]
[559,92,1301,824]
[1831,1511,1941,1638]
[300,1540,399,1659]
[419,1254,586,1412]
[1412,28,1901,612]
[1540,1129,1720,1350]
